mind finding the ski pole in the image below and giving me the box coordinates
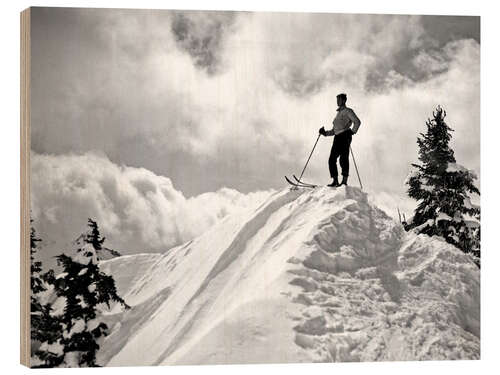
[350,146,363,190]
[298,133,321,183]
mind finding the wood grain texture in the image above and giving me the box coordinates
[20,7,31,368]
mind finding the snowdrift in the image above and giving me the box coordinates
[98,186,480,365]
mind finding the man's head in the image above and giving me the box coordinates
[337,93,347,107]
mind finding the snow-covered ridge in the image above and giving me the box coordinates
[98,186,479,365]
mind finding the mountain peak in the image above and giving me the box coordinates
[99,186,479,365]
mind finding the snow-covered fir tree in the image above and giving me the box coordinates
[30,219,47,343]
[30,219,63,368]
[86,218,105,251]
[406,106,480,266]
[37,219,129,367]
[30,219,44,321]
[78,218,122,260]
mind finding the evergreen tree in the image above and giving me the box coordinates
[45,219,129,367]
[86,218,105,251]
[406,106,480,266]
[80,218,121,259]
[30,218,63,368]
[30,218,45,342]
[30,218,43,296]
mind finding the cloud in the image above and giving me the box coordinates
[31,151,273,265]
[170,11,237,75]
[240,13,431,97]
[29,9,480,202]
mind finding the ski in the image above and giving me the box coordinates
[292,175,317,188]
[285,176,315,189]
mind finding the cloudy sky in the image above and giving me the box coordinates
[30,7,480,261]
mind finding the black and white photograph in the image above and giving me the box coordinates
[21,5,481,368]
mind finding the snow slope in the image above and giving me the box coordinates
[98,186,480,365]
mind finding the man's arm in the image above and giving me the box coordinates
[348,109,361,133]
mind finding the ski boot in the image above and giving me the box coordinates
[327,177,340,188]
[339,176,348,186]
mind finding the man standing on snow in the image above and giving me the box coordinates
[319,93,361,187]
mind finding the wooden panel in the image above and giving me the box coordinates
[20,7,31,368]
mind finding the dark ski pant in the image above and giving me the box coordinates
[329,130,352,178]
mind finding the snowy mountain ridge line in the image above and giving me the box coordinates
[97,186,479,365]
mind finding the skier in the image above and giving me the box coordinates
[319,93,361,187]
